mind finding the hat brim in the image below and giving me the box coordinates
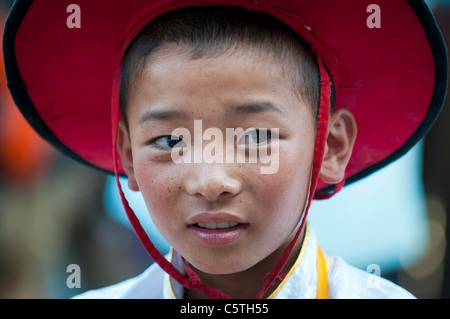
[3,0,448,191]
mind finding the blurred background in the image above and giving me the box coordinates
[0,0,449,299]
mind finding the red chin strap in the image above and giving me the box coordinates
[111,54,338,299]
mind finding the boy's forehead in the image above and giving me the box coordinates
[129,45,311,122]
[129,43,311,110]
[145,42,289,73]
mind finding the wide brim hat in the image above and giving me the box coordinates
[3,0,448,298]
[4,0,447,190]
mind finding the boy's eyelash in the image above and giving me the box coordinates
[246,129,272,142]
[240,129,275,146]
[148,135,183,150]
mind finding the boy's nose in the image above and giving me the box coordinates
[184,164,242,202]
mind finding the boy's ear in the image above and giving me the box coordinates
[116,119,140,191]
[319,108,357,185]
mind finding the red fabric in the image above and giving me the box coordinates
[0,5,54,186]
[314,178,346,200]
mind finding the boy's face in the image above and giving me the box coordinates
[119,44,316,275]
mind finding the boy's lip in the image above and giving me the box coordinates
[186,212,248,226]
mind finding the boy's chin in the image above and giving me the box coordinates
[185,252,263,276]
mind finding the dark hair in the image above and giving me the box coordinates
[120,6,330,126]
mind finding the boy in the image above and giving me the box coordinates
[3,0,447,298]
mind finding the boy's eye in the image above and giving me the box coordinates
[150,135,185,150]
[238,129,272,146]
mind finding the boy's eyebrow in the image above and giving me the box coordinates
[139,102,285,124]
[230,102,286,116]
[139,109,189,123]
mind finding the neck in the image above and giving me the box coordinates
[184,226,305,299]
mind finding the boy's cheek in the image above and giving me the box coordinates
[132,165,168,203]
[138,174,176,203]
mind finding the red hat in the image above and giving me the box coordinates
[3,0,447,298]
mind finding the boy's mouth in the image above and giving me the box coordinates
[187,212,248,245]
[187,212,248,226]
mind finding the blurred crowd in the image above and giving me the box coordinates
[0,0,449,299]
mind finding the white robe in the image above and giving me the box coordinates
[73,225,415,299]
